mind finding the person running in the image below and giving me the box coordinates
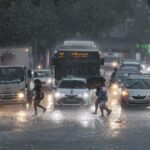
[92,77,106,114]
[32,79,46,116]
[96,80,112,117]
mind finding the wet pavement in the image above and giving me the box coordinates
[0,73,150,150]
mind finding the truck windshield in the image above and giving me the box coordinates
[0,67,24,83]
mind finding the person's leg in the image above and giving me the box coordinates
[93,99,99,114]
[103,104,112,115]
[37,101,46,113]
[100,107,104,117]
[34,101,38,116]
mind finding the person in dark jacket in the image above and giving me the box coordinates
[32,79,46,116]
[92,77,106,114]
[97,81,112,117]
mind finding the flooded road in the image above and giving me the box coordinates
[0,73,150,150]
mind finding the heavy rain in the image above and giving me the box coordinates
[0,0,150,150]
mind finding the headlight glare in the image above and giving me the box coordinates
[18,92,25,99]
[122,90,129,97]
[47,78,52,84]
[111,83,118,89]
[54,92,64,99]
[112,62,118,68]
[83,92,89,98]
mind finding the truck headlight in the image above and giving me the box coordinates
[18,92,25,99]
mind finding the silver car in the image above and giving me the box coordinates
[121,74,150,105]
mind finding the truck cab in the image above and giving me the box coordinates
[0,65,32,104]
[0,47,33,105]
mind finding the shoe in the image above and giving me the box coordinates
[43,108,47,113]
[107,110,112,116]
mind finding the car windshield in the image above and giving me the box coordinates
[119,67,139,72]
[115,73,128,82]
[0,67,24,83]
[124,79,150,89]
[59,80,87,89]
[33,71,51,78]
[105,57,118,62]
[122,64,140,68]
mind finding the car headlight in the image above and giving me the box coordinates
[147,67,150,71]
[122,90,129,97]
[112,62,118,68]
[83,92,89,99]
[54,92,65,99]
[18,92,25,99]
[47,78,52,84]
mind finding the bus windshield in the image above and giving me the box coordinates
[55,51,100,79]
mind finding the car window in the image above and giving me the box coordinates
[125,79,150,89]
[59,80,87,89]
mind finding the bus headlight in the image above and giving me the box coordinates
[18,92,25,99]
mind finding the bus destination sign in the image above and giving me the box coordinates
[58,51,89,58]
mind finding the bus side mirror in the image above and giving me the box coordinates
[28,70,32,78]
[100,58,104,66]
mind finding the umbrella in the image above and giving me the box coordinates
[86,76,106,89]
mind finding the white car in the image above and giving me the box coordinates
[31,69,53,89]
[54,77,92,105]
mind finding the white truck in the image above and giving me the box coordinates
[0,47,33,105]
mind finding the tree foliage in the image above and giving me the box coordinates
[0,0,133,48]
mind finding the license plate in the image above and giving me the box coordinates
[66,99,77,102]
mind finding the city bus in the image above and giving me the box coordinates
[51,40,104,84]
